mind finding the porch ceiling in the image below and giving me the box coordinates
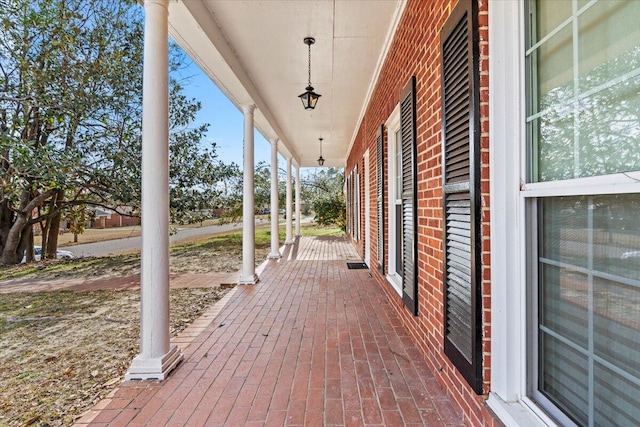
[167,0,404,167]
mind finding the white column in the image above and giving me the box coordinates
[295,165,301,237]
[239,104,258,284]
[268,139,281,259]
[126,0,182,381]
[285,157,294,244]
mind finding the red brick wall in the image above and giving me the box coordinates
[94,214,141,229]
[345,0,496,425]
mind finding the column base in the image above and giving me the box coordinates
[125,344,182,381]
[238,273,259,285]
[267,252,281,259]
[285,239,295,245]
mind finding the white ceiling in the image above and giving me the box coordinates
[167,0,404,167]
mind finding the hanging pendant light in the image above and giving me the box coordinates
[299,37,321,110]
[317,137,325,166]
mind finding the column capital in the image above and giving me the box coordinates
[241,104,256,115]
[144,0,169,9]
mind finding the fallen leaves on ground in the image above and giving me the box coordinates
[0,287,228,427]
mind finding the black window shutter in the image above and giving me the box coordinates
[349,165,360,242]
[347,173,353,236]
[441,0,482,394]
[376,125,385,273]
[400,76,418,316]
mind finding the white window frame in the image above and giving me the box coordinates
[488,1,640,426]
[488,2,557,424]
[385,105,402,296]
[355,164,360,242]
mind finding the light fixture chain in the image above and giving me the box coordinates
[308,42,312,86]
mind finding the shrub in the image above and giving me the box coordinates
[313,195,346,230]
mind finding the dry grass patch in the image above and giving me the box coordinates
[0,287,227,427]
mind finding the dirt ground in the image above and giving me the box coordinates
[0,287,227,427]
[0,231,274,427]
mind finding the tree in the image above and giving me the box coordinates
[66,204,89,243]
[301,167,345,229]
[218,162,286,224]
[253,162,272,213]
[0,0,231,265]
[1,0,143,264]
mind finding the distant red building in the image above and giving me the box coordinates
[90,207,140,229]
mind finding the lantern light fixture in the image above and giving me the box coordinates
[317,137,325,166]
[298,37,321,110]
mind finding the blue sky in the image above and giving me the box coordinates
[177,56,274,167]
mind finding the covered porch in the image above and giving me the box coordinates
[76,236,465,426]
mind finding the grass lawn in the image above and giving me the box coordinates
[1,222,342,281]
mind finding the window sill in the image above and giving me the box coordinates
[386,274,402,296]
[487,394,557,427]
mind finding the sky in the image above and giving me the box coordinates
[177,55,276,168]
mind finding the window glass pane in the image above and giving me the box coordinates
[531,112,574,182]
[540,264,588,347]
[594,364,640,427]
[532,0,572,45]
[578,0,640,92]
[593,277,640,379]
[539,333,589,425]
[529,23,575,181]
[575,0,640,178]
[591,194,640,280]
[531,26,574,116]
[540,195,587,268]
[528,0,640,182]
[537,194,640,425]
[576,78,640,177]
[577,0,589,9]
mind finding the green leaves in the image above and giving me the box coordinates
[0,0,146,263]
[301,168,346,229]
[0,0,239,263]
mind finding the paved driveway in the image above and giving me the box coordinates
[66,219,269,258]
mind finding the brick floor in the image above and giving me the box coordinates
[75,236,465,426]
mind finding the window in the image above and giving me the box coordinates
[384,77,418,311]
[440,0,482,394]
[526,1,640,425]
[346,165,361,242]
[376,125,385,273]
[387,106,403,296]
[354,164,360,241]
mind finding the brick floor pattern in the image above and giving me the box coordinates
[77,236,465,426]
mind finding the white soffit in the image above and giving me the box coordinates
[167,0,402,167]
